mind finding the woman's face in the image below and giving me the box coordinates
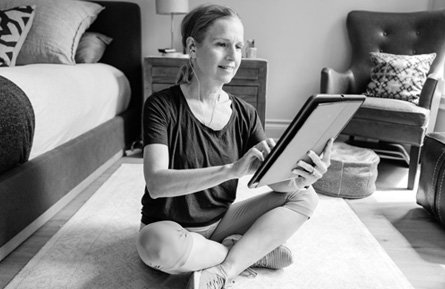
[194,16,244,86]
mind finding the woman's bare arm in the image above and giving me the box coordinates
[143,144,240,199]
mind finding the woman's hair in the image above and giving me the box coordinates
[176,4,241,84]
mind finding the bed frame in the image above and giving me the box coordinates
[0,1,142,261]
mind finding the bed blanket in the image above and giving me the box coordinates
[0,75,35,174]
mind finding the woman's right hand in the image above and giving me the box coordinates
[231,138,276,178]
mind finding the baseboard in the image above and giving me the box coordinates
[265,119,291,139]
[0,151,123,262]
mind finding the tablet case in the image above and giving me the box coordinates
[248,94,366,189]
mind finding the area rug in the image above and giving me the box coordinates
[5,164,414,289]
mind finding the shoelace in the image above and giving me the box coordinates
[206,273,226,289]
[241,267,258,278]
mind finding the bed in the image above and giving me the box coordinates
[0,0,142,261]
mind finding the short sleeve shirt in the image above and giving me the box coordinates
[141,85,265,227]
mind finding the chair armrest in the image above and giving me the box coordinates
[320,67,353,94]
[419,76,444,133]
[418,76,441,109]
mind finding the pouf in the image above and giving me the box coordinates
[313,142,380,198]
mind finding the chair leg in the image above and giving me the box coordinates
[408,145,421,190]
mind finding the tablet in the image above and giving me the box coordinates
[248,94,366,189]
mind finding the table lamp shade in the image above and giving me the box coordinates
[156,0,188,15]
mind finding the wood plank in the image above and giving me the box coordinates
[346,159,445,289]
[0,151,122,262]
[0,156,141,288]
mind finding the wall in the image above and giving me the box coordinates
[105,0,437,137]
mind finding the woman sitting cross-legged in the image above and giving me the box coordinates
[136,3,332,289]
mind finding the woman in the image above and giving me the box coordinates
[137,4,332,289]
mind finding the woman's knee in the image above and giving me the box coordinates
[136,221,194,274]
[284,186,319,218]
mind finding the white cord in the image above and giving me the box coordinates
[189,58,219,126]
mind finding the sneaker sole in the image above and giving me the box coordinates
[186,270,202,289]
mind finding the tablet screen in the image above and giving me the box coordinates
[248,94,365,188]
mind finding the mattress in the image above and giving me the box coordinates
[0,63,131,159]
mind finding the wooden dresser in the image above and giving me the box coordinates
[143,56,267,126]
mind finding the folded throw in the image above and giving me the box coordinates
[0,75,35,174]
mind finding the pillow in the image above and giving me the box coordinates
[75,32,113,63]
[0,5,35,67]
[0,0,104,65]
[365,52,436,104]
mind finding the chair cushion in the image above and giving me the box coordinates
[365,52,436,105]
[353,96,429,127]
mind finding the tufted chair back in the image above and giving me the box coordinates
[346,9,445,104]
[320,9,445,189]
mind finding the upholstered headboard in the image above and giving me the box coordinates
[90,0,143,142]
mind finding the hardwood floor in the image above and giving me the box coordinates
[347,159,445,289]
[1,152,444,288]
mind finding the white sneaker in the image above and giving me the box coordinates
[222,234,293,269]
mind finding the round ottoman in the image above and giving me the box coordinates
[313,142,380,199]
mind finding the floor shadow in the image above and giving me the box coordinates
[373,156,445,265]
[76,233,190,289]
[6,225,190,289]
[389,207,445,264]
[375,158,410,191]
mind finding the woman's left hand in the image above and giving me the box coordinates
[289,138,334,190]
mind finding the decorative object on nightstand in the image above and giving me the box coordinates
[245,39,257,59]
[155,0,188,52]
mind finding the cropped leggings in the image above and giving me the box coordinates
[137,187,319,274]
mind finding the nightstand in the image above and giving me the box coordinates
[143,56,267,127]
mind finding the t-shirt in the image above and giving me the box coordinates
[141,85,265,227]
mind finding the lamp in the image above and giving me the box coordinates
[156,0,189,50]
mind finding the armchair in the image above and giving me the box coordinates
[321,9,445,189]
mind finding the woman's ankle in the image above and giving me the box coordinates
[219,261,236,281]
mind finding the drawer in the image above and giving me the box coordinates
[152,66,181,79]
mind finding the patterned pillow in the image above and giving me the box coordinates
[0,5,35,67]
[0,0,104,65]
[365,52,436,104]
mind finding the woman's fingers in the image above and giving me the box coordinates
[252,147,265,162]
[293,164,321,179]
[306,138,334,174]
[266,138,276,148]
[254,138,276,159]
[322,138,334,165]
[292,139,334,184]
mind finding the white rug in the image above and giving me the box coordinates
[6,164,414,289]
